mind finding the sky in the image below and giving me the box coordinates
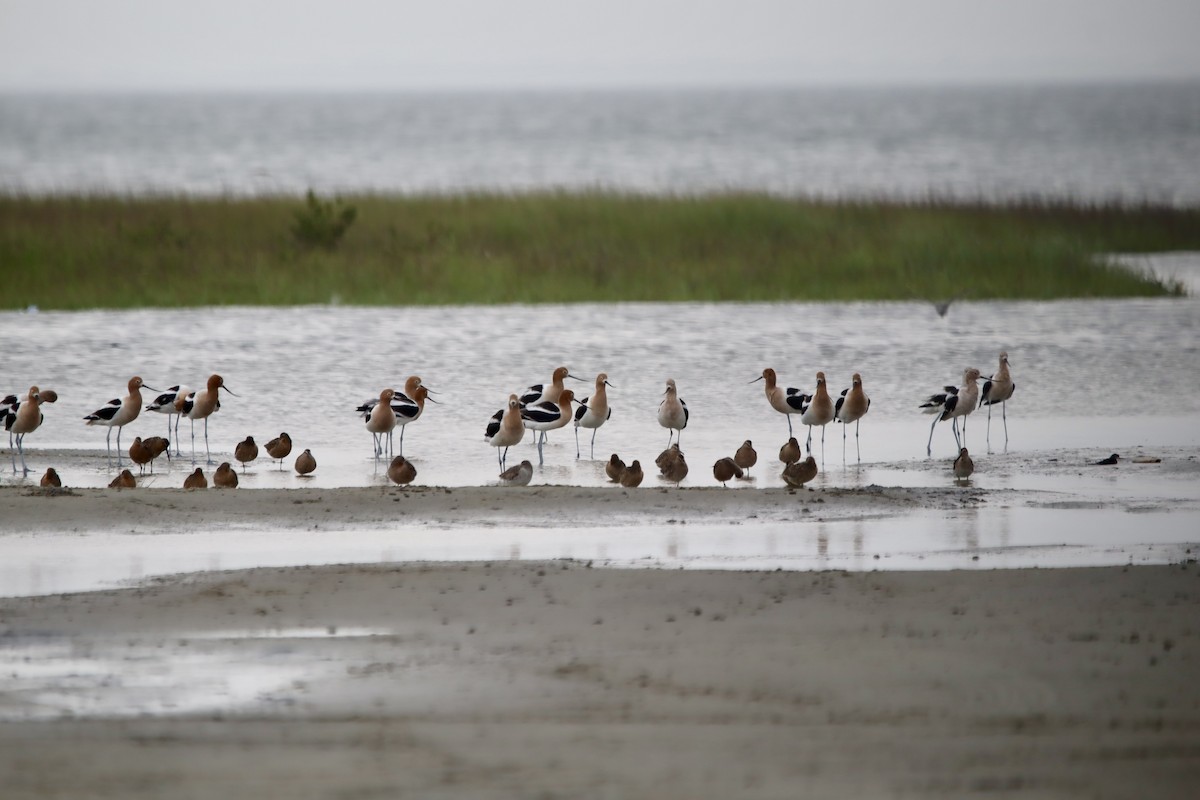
[2,0,1199,92]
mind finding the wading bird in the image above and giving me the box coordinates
[657,378,689,447]
[574,373,614,459]
[84,376,153,469]
[751,368,807,437]
[834,373,871,462]
[979,352,1016,451]
[920,367,981,456]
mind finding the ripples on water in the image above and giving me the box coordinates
[2,299,1198,488]
[2,84,1199,203]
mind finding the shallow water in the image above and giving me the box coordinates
[3,295,1199,490]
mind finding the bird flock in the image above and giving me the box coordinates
[3,353,1016,490]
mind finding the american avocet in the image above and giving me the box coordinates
[657,378,689,447]
[735,440,757,476]
[365,388,398,459]
[619,460,644,487]
[605,454,626,483]
[184,375,237,465]
[40,467,61,488]
[84,376,153,469]
[234,436,258,473]
[953,447,974,481]
[294,448,317,476]
[799,372,835,457]
[355,376,429,418]
[779,437,801,466]
[979,352,1015,451]
[574,373,614,459]
[782,456,818,488]
[145,385,189,457]
[392,386,436,457]
[265,432,292,470]
[213,462,239,488]
[713,457,743,486]
[519,366,583,407]
[7,386,55,475]
[750,368,807,437]
[387,455,417,486]
[834,373,871,462]
[920,367,981,456]
[108,469,136,489]
[486,394,525,470]
[521,389,576,466]
[183,467,207,489]
[499,459,534,487]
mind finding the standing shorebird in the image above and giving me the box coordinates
[183,374,236,466]
[799,372,835,458]
[365,388,398,459]
[574,373,614,459]
[128,436,168,475]
[145,384,189,457]
[657,378,689,447]
[751,368,807,437]
[486,394,525,470]
[953,447,974,481]
[84,376,153,469]
[834,373,871,462]
[734,440,757,476]
[7,386,55,475]
[234,436,258,473]
[921,367,982,456]
[521,390,576,466]
[979,352,1016,451]
[605,454,626,483]
[392,386,436,457]
[713,457,743,487]
[387,455,417,486]
[499,459,534,487]
[779,437,801,466]
[294,449,317,476]
[265,432,292,470]
[519,366,583,407]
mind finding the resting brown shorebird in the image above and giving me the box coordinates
[658,445,688,484]
[782,456,818,489]
[183,467,207,489]
[734,440,757,476]
[779,437,801,466]
[294,448,317,476]
[712,456,743,487]
[264,432,292,470]
[619,460,644,488]
[129,435,170,475]
[40,467,61,488]
[108,468,136,489]
[499,459,534,487]
[1094,453,1120,466]
[234,436,258,473]
[213,462,239,488]
[387,455,417,486]
[656,443,683,473]
[953,447,974,481]
[605,454,626,483]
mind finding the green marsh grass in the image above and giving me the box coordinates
[1,193,1194,309]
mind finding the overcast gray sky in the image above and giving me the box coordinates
[2,0,1198,91]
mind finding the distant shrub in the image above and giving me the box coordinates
[291,190,357,251]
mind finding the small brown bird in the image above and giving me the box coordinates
[40,467,61,488]
[294,448,317,476]
[779,437,801,466]
[619,459,644,488]
[713,456,744,486]
[656,443,682,473]
[387,455,417,485]
[183,467,207,490]
[953,447,974,481]
[143,435,170,467]
[264,432,292,470]
[782,456,818,488]
[734,440,757,475]
[108,469,136,489]
[499,459,534,487]
[213,462,239,488]
[234,436,258,473]
[660,450,688,484]
[128,436,151,473]
[605,453,626,483]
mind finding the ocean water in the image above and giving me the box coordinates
[2,83,1199,203]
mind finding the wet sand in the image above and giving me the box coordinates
[2,561,1199,798]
